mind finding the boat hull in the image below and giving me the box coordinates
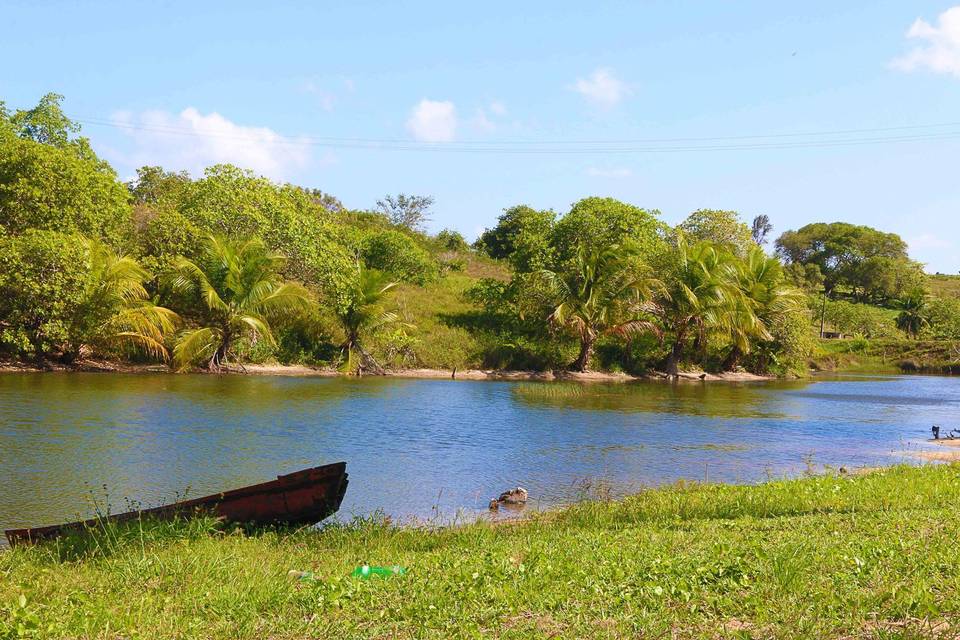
[5,462,348,546]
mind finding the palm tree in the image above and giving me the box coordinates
[896,289,930,338]
[165,235,313,371]
[335,266,405,375]
[658,236,740,375]
[540,244,661,372]
[723,247,802,370]
[67,238,178,362]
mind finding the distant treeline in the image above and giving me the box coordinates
[0,94,952,375]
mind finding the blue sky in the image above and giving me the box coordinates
[3,1,960,271]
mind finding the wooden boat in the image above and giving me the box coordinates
[5,462,348,546]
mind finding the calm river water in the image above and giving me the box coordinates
[0,372,955,531]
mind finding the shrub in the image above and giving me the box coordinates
[361,229,438,284]
[0,230,89,358]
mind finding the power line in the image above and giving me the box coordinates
[74,116,960,154]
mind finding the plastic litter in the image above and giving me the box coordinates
[351,564,407,579]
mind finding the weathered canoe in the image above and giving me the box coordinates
[5,462,348,546]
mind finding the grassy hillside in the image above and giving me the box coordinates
[4,464,960,638]
[929,274,960,299]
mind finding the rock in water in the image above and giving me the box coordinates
[497,487,528,504]
[488,499,499,511]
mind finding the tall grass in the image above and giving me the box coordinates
[4,465,960,638]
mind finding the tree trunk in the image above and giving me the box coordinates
[571,334,596,372]
[664,340,683,376]
[722,345,742,372]
[662,324,687,376]
[208,333,231,372]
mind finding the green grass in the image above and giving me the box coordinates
[6,464,960,638]
[812,338,960,374]
[929,274,960,299]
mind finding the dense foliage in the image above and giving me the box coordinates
[1,93,955,375]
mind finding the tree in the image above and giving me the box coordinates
[174,164,353,304]
[128,165,191,207]
[552,197,667,268]
[0,230,89,360]
[66,239,179,362]
[677,209,754,256]
[895,289,930,338]
[723,247,802,370]
[436,228,469,251]
[361,229,438,284]
[475,205,556,271]
[751,214,773,246]
[375,194,434,231]
[657,237,741,375]
[0,231,176,362]
[0,135,130,239]
[775,222,912,298]
[335,266,405,374]
[9,93,80,148]
[540,243,661,372]
[165,235,313,371]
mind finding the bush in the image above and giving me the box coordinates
[361,229,438,284]
[436,228,469,252]
[822,299,900,339]
[0,135,130,240]
[0,230,89,358]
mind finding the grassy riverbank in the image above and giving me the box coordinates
[812,338,960,374]
[4,464,960,638]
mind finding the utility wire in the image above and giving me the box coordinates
[74,116,960,154]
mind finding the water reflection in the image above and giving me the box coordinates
[0,372,957,531]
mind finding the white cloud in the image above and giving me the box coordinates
[892,6,960,77]
[571,68,629,108]
[586,166,633,178]
[471,101,507,133]
[406,99,457,142]
[110,108,314,180]
[909,233,953,250]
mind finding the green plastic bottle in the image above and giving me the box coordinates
[351,564,407,579]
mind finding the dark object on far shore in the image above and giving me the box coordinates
[5,462,349,546]
[933,425,941,440]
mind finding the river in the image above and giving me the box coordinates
[0,372,954,532]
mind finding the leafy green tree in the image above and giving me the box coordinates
[552,198,668,268]
[0,230,89,359]
[66,239,179,362]
[657,237,740,375]
[895,290,930,338]
[165,235,313,371]
[0,232,175,362]
[128,165,191,207]
[335,266,405,374]
[723,247,802,370]
[775,222,914,299]
[923,298,960,340]
[361,229,438,284]
[476,205,556,271]
[375,193,434,231]
[784,262,825,292]
[822,299,900,339]
[174,164,353,306]
[0,135,130,239]
[678,209,754,256]
[9,93,80,148]
[436,228,469,252]
[540,243,661,371]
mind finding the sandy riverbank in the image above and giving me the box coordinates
[0,359,774,382]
